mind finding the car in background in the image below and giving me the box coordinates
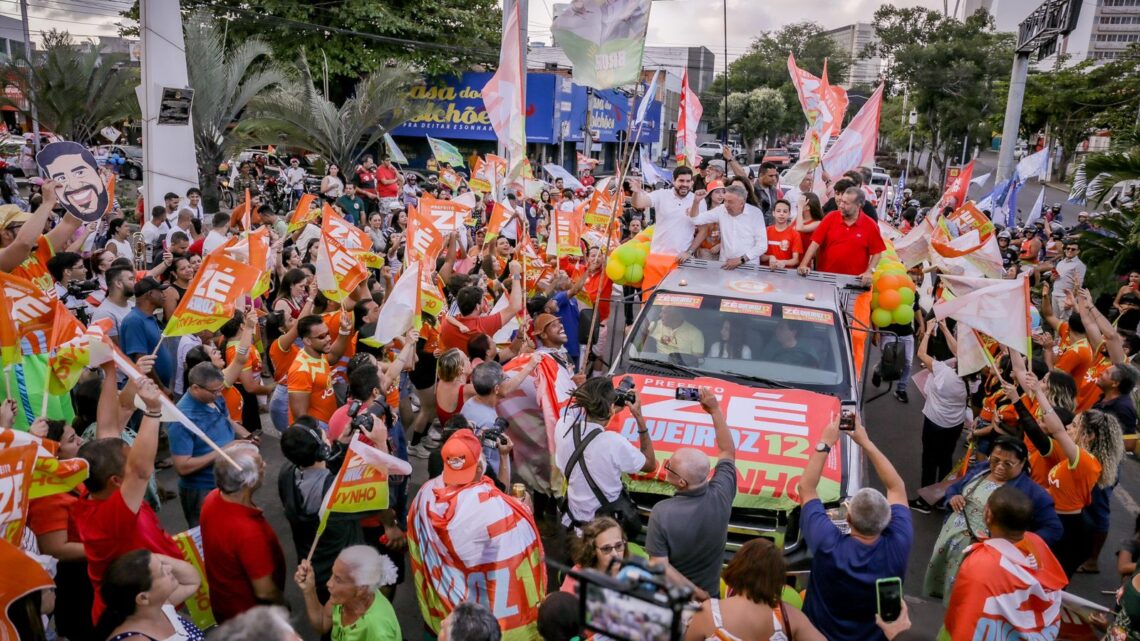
[787,142,802,162]
[95,144,144,181]
[759,148,792,170]
[698,141,746,162]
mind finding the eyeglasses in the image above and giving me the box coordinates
[1064,247,1079,252]
[196,383,224,396]
[989,456,1022,469]
[596,541,626,555]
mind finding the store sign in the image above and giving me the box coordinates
[560,81,660,144]
[391,72,558,143]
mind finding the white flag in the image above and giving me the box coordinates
[934,274,1031,355]
[482,1,527,176]
[373,262,421,345]
[633,70,660,131]
[970,171,992,186]
[1024,185,1046,227]
[1016,147,1049,181]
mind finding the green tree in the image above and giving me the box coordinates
[121,0,500,101]
[0,31,137,144]
[239,52,419,177]
[870,6,1014,185]
[705,21,852,137]
[184,10,287,212]
[715,88,786,153]
[1070,150,1140,294]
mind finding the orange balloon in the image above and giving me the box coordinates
[875,274,899,292]
[878,288,902,311]
[899,277,917,291]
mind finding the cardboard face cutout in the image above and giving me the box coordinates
[36,141,110,222]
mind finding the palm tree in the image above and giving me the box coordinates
[1069,149,1140,295]
[0,30,137,144]
[239,52,419,178]
[183,10,287,212]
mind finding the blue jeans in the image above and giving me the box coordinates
[884,334,915,393]
[269,384,290,434]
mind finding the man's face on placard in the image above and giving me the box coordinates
[44,152,108,219]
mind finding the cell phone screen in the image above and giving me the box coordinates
[876,578,903,623]
[583,583,674,641]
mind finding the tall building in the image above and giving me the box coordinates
[822,23,882,88]
[528,44,716,94]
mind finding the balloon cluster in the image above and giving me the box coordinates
[605,226,654,287]
[870,260,917,328]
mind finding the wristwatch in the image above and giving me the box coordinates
[814,442,832,454]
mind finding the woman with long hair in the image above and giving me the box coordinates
[794,192,825,262]
[560,516,627,593]
[272,268,311,334]
[94,549,203,641]
[321,163,344,203]
[684,538,824,641]
[708,318,752,359]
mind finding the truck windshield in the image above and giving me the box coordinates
[625,292,851,395]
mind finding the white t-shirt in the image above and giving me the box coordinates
[106,238,134,263]
[165,225,193,250]
[647,188,696,255]
[554,408,646,525]
[1053,256,1086,295]
[692,203,768,263]
[202,230,228,255]
[140,220,170,262]
[922,359,968,428]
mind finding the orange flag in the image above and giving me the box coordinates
[484,202,514,242]
[315,234,368,303]
[0,537,53,641]
[552,203,585,257]
[0,290,20,367]
[0,272,55,339]
[46,302,89,395]
[165,252,263,336]
[322,206,383,269]
[0,443,36,544]
[417,194,469,238]
[287,193,319,233]
[406,203,446,265]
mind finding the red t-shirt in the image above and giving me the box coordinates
[812,211,886,276]
[766,224,804,262]
[439,313,507,352]
[27,488,84,541]
[376,164,399,198]
[74,490,182,622]
[199,489,286,623]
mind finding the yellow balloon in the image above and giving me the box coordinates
[606,259,626,282]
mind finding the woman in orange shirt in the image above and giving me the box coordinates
[1020,369,1123,577]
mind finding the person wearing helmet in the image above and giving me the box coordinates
[996,230,1019,275]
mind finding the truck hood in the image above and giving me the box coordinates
[606,374,843,512]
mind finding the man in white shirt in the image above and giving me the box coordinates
[688,183,767,269]
[631,166,697,257]
[283,158,306,201]
[1050,239,1086,321]
[90,265,136,344]
[554,377,657,531]
[185,188,205,221]
[140,206,170,265]
[202,212,231,256]
[165,209,197,251]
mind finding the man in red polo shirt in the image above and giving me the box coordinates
[440,260,524,352]
[74,378,182,623]
[199,441,285,622]
[797,187,885,285]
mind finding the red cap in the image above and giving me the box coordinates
[441,430,482,485]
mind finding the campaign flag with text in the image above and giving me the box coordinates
[408,475,546,640]
[787,53,824,123]
[940,159,976,209]
[822,83,884,179]
[416,194,470,241]
[819,59,848,137]
[552,203,585,257]
[0,428,89,500]
[315,235,368,304]
[0,537,53,641]
[322,207,384,269]
[426,136,466,168]
[287,193,319,234]
[676,69,703,167]
[316,432,412,537]
[0,272,55,339]
[0,443,36,544]
[165,253,262,336]
[171,527,216,631]
[484,202,515,242]
[551,0,652,90]
[935,274,1032,355]
[46,302,89,395]
[482,0,527,175]
[406,204,447,265]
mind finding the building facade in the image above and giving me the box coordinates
[822,23,882,88]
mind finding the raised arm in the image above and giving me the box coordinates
[1078,288,1126,364]
[0,185,58,271]
[500,353,542,397]
[699,387,733,462]
[917,322,935,370]
[851,417,907,505]
[499,261,524,321]
[1039,281,1062,332]
[799,413,839,504]
[122,379,163,513]
[154,553,203,607]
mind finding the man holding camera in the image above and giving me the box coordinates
[47,250,96,322]
[460,359,538,486]
[645,387,734,601]
[554,377,657,533]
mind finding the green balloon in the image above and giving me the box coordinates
[871,292,879,309]
[630,247,648,265]
[897,287,915,306]
[871,308,893,327]
[624,263,644,284]
[891,306,915,325]
[614,243,639,264]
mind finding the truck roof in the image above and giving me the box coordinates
[657,260,863,312]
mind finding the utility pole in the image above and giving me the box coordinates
[905,109,917,181]
[722,0,729,147]
[18,0,41,159]
[996,52,1029,183]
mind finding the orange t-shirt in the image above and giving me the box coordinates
[286,349,337,423]
[766,224,804,262]
[1056,337,1097,412]
[1046,447,1101,512]
[13,236,57,298]
[1024,434,1053,489]
[223,340,263,423]
[269,337,301,385]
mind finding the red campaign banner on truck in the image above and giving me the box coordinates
[605,375,842,510]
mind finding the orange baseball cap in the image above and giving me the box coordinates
[706,180,725,192]
[441,430,483,485]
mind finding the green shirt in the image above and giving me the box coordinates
[332,592,401,641]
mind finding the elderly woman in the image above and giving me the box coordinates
[295,545,401,641]
[923,436,1062,602]
[94,549,204,641]
[684,538,825,641]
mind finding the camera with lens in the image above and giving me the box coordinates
[66,279,100,299]
[558,555,691,641]
[348,400,374,433]
[480,417,509,449]
[613,376,637,408]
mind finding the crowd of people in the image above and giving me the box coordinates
[1,137,1139,641]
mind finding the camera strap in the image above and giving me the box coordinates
[563,410,610,522]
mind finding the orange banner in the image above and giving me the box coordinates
[0,444,36,544]
[47,302,89,395]
[553,204,585,257]
[406,203,447,265]
[315,234,368,303]
[287,193,320,233]
[0,272,55,338]
[165,253,263,336]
